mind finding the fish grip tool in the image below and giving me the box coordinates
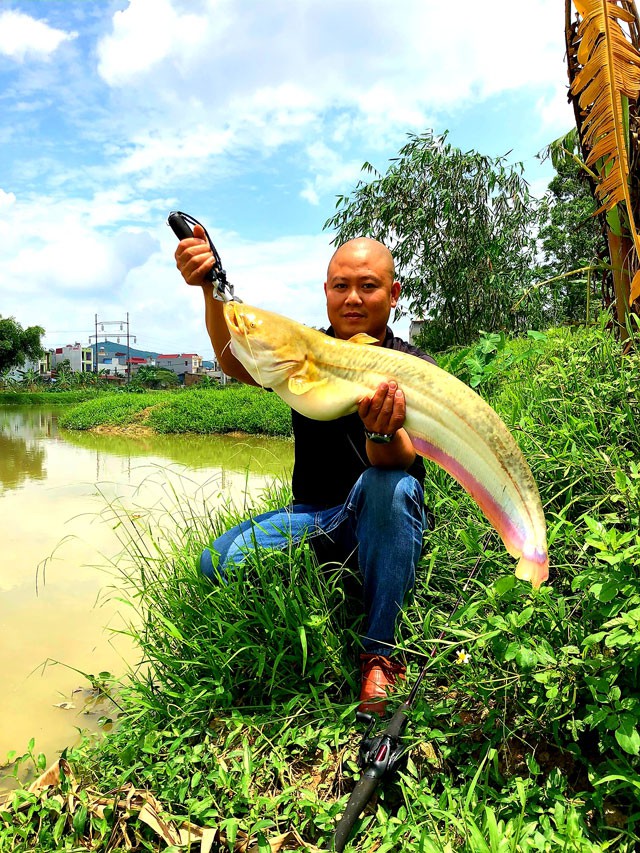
[167,211,240,303]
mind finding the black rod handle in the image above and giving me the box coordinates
[167,211,194,240]
[168,211,215,284]
[332,771,380,852]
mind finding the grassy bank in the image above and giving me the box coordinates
[0,390,103,405]
[2,321,640,851]
[59,385,292,437]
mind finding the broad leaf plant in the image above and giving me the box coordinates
[566,0,640,337]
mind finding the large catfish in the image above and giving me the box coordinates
[224,301,549,588]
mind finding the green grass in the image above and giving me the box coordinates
[0,390,103,405]
[59,385,292,436]
[147,385,292,436]
[2,320,640,851]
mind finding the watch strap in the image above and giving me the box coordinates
[364,429,395,444]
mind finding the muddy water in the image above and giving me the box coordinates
[0,406,293,786]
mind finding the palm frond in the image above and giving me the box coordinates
[569,0,640,300]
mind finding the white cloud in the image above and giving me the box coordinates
[96,0,213,85]
[0,10,77,61]
[0,189,16,209]
[0,181,335,357]
[0,190,161,306]
[91,0,569,199]
[300,185,320,206]
[536,84,575,133]
[300,141,365,206]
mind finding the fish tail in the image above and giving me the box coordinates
[515,549,549,589]
[409,431,548,585]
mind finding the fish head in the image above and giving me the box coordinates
[224,301,308,388]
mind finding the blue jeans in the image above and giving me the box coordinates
[199,468,426,655]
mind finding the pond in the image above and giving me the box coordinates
[0,406,293,787]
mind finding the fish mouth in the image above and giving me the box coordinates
[225,303,256,338]
[224,302,241,336]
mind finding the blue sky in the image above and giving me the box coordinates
[0,0,574,357]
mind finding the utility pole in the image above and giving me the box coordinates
[89,314,137,382]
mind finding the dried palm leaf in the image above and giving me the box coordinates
[570,0,640,301]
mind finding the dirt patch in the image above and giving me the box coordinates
[93,424,155,437]
[91,425,262,438]
[132,406,155,422]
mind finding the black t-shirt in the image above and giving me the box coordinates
[291,326,436,508]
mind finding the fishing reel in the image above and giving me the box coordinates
[167,210,241,303]
[355,711,408,780]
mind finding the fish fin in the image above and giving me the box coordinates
[348,333,379,345]
[288,355,328,396]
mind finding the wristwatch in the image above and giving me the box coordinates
[364,429,395,444]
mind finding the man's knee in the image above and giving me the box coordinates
[199,546,226,582]
[357,468,424,511]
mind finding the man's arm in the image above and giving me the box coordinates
[175,224,257,385]
[358,381,416,469]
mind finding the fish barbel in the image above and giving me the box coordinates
[224,301,549,587]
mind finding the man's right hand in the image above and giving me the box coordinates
[175,223,217,286]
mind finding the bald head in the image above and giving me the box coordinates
[327,238,395,284]
[324,236,400,342]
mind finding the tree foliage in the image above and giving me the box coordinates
[0,316,45,373]
[131,365,180,389]
[324,130,539,352]
[535,155,609,323]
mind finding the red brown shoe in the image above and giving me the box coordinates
[359,654,406,715]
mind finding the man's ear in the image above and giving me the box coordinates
[390,280,401,307]
[323,281,328,297]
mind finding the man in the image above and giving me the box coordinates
[175,231,435,714]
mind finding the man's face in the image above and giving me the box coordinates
[324,242,400,342]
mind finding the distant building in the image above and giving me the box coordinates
[156,353,203,380]
[7,351,51,381]
[209,356,228,383]
[52,343,93,373]
[128,356,152,375]
[94,350,154,377]
[97,356,128,377]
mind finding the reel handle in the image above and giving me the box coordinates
[168,211,215,284]
[167,211,195,240]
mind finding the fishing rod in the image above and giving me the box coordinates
[167,211,241,303]
[331,544,487,852]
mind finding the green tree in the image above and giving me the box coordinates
[131,365,179,389]
[52,358,73,390]
[0,316,45,373]
[324,130,539,352]
[534,155,608,324]
[18,366,43,391]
